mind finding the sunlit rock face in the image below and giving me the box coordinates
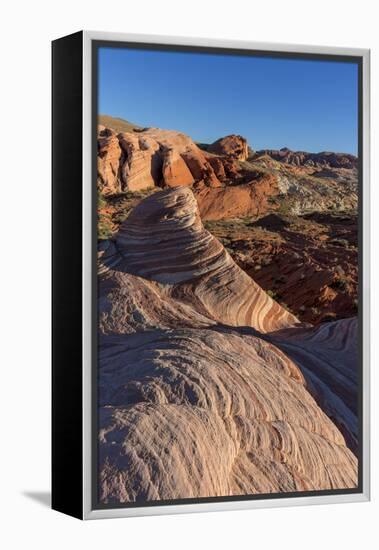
[208,134,249,161]
[97,126,123,194]
[98,186,358,504]
[102,187,299,332]
[97,126,221,194]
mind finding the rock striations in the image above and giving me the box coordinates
[98,186,358,504]
[101,187,298,333]
[272,317,359,453]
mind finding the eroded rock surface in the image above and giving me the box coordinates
[208,134,249,160]
[98,186,358,504]
[206,211,358,324]
[97,126,123,194]
[101,187,298,332]
[98,121,358,223]
[272,317,358,453]
[97,126,221,194]
[118,133,161,191]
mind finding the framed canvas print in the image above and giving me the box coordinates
[52,31,370,519]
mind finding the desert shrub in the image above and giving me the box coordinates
[280,302,293,314]
[331,276,349,291]
[276,202,292,216]
[98,218,113,240]
[330,238,350,248]
[98,190,107,209]
[112,211,130,224]
[267,290,280,300]
[220,237,231,246]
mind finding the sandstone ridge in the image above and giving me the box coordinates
[98,186,358,503]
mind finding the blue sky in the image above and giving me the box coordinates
[98,47,358,154]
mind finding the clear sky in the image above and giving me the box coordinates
[98,47,358,155]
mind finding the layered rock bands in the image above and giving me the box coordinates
[98,186,358,504]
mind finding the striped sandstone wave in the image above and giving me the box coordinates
[101,187,299,334]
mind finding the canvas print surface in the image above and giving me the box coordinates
[96,44,360,506]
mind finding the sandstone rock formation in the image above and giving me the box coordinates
[205,154,226,179]
[118,133,161,191]
[98,120,358,222]
[219,210,358,324]
[97,117,359,336]
[195,172,279,221]
[250,156,358,215]
[272,317,358,453]
[208,134,249,161]
[97,126,122,194]
[162,147,195,187]
[97,125,221,194]
[101,187,298,332]
[98,186,358,504]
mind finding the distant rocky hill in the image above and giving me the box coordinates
[255,147,357,169]
[98,114,142,134]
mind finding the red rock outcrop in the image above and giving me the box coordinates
[98,121,358,221]
[97,125,221,193]
[162,147,195,187]
[205,154,226,180]
[98,187,358,504]
[196,172,279,220]
[208,134,249,160]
